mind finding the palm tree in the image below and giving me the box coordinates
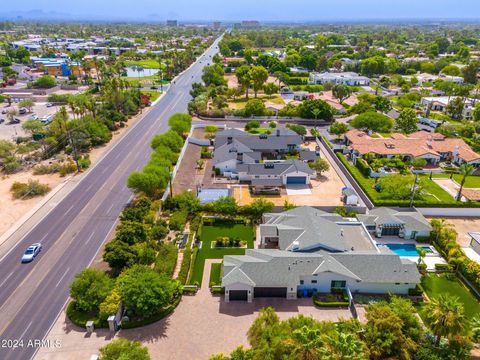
[430,218,452,242]
[291,325,324,360]
[456,163,475,201]
[471,315,480,342]
[424,294,466,346]
[417,247,427,265]
[247,307,279,348]
[324,332,367,360]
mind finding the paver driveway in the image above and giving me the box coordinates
[36,259,355,360]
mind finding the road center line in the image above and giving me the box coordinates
[18,320,32,340]
[84,232,96,245]
[55,267,70,288]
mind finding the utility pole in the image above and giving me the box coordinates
[409,173,419,208]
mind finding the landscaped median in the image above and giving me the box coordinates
[336,152,480,207]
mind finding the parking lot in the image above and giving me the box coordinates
[0,102,61,140]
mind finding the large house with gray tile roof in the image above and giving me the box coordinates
[222,206,423,302]
[213,128,316,187]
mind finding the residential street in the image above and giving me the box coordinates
[0,37,222,360]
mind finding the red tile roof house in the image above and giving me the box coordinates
[344,129,480,166]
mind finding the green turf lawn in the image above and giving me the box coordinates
[248,128,273,135]
[337,153,456,206]
[432,173,480,188]
[209,262,223,287]
[125,59,162,69]
[141,90,161,102]
[418,273,480,333]
[189,222,254,286]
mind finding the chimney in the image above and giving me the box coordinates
[277,129,280,137]
[340,229,344,236]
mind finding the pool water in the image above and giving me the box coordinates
[381,243,432,257]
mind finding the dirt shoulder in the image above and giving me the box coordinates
[0,105,155,238]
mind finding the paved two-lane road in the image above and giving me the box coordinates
[0,37,221,360]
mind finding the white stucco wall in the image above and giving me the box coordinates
[298,273,415,295]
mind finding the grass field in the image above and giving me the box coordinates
[125,59,162,69]
[189,221,254,286]
[337,153,457,206]
[209,262,223,287]
[432,173,480,188]
[141,90,161,102]
[418,273,480,333]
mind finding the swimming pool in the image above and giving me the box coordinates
[380,243,433,257]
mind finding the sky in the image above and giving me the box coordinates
[1,0,480,22]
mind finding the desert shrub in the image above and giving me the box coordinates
[59,161,78,176]
[33,163,62,175]
[10,179,50,199]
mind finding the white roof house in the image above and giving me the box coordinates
[309,72,370,86]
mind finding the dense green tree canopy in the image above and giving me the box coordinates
[351,111,394,132]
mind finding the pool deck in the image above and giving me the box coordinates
[373,236,446,270]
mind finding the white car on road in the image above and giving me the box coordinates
[21,243,42,263]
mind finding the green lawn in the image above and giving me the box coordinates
[337,153,459,207]
[209,262,223,287]
[432,173,480,188]
[418,273,480,333]
[248,128,273,135]
[123,76,169,87]
[228,94,284,110]
[189,221,254,286]
[141,90,162,102]
[125,59,163,69]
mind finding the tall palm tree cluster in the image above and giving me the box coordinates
[211,296,475,360]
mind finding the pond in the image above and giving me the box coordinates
[125,66,159,77]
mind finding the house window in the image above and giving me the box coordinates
[311,280,317,284]
[300,280,304,285]
[331,280,346,289]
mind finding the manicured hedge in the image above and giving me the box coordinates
[356,158,371,177]
[121,296,181,329]
[181,286,198,294]
[313,299,349,307]
[66,301,104,328]
[435,263,453,271]
[210,287,225,295]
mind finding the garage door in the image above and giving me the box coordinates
[254,287,287,298]
[287,176,307,184]
[229,290,248,301]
